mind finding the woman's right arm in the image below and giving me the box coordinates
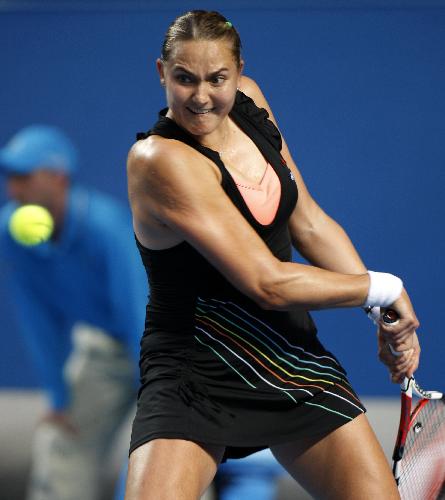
[127,137,371,311]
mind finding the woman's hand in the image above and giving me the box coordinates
[377,328,420,383]
[379,289,419,352]
[376,288,420,383]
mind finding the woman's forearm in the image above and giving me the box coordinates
[257,260,369,311]
[291,209,367,275]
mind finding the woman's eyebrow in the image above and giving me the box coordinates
[172,65,230,75]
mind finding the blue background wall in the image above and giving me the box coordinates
[1,0,444,395]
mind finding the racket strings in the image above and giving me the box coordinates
[398,399,445,500]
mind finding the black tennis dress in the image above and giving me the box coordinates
[129,91,365,459]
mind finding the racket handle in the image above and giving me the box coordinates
[382,309,403,358]
[382,309,399,324]
[388,344,401,357]
[382,310,411,388]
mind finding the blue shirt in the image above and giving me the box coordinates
[0,185,148,410]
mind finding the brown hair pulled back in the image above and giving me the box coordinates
[161,10,242,68]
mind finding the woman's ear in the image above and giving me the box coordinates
[237,60,245,87]
[156,58,166,86]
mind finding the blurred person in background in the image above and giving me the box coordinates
[0,124,148,500]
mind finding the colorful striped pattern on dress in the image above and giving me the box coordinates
[194,297,364,421]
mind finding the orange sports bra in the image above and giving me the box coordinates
[230,163,281,226]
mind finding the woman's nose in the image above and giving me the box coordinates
[192,82,210,105]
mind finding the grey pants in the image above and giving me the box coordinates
[27,324,136,500]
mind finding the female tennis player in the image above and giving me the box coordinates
[125,10,420,499]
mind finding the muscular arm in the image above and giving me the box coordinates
[238,76,419,378]
[127,135,369,312]
[238,76,366,275]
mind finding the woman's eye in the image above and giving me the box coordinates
[212,76,225,84]
[176,74,192,84]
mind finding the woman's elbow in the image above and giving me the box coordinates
[248,281,288,310]
[235,260,291,310]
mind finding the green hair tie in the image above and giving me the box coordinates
[225,21,233,28]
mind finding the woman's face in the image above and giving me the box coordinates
[157,39,243,138]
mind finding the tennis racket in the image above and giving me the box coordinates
[382,310,445,499]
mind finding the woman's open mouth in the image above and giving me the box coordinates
[187,107,215,115]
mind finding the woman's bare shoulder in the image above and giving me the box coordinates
[239,75,267,103]
[238,75,278,123]
[127,134,222,206]
[128,135,189,175]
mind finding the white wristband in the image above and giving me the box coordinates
[364,305,381,324]
[364,271,403,308]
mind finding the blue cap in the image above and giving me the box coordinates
[0,125,78,175]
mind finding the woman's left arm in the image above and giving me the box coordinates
[239,76,419,381]
[239,75,366,274]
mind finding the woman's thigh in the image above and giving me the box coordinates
[125,438,225,500]
[270,413,400,500]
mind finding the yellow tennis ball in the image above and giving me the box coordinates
[8,204,54,246]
